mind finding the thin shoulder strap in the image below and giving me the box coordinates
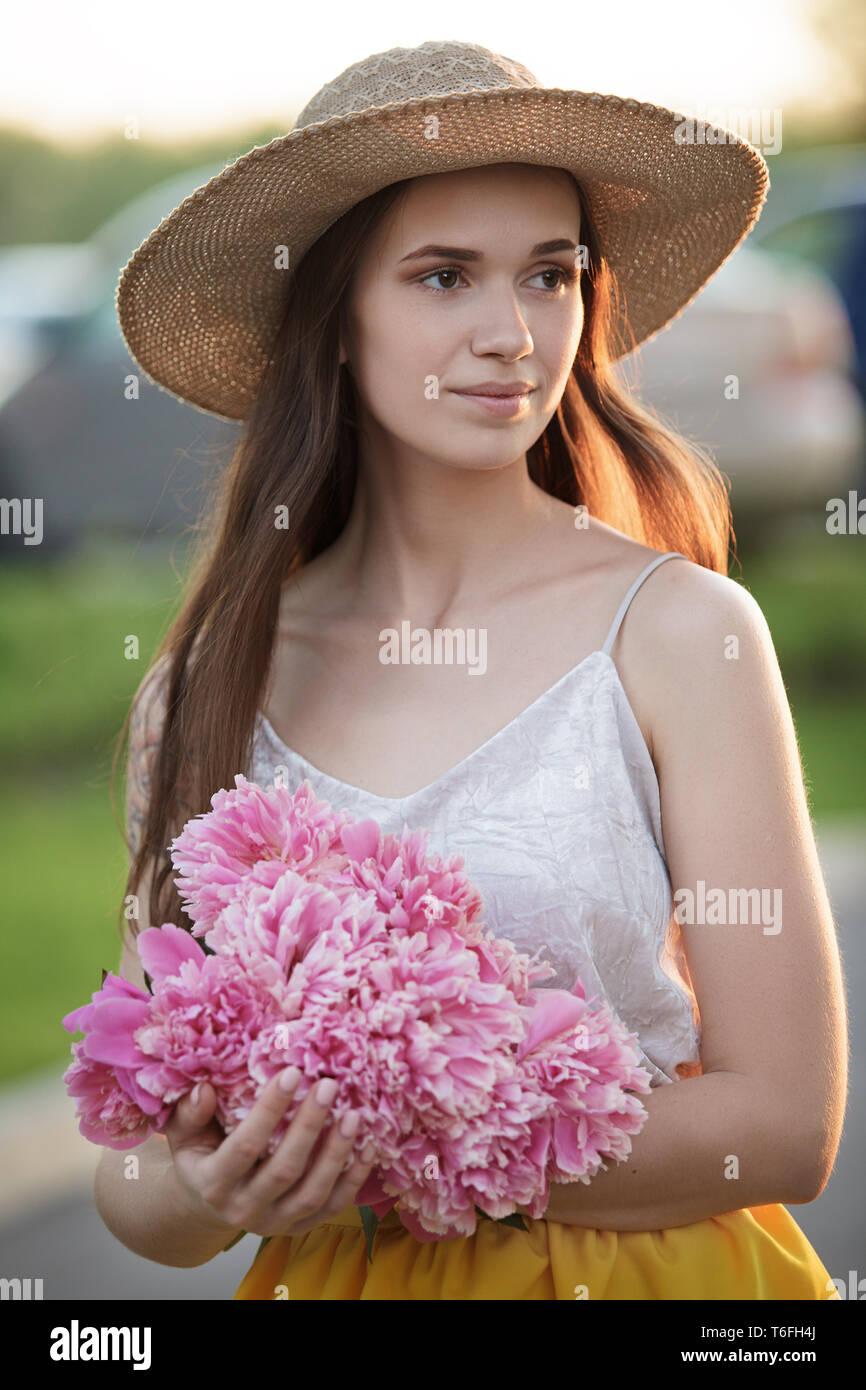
[601,552,688,656]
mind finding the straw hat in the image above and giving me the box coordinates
[115,38,770,422]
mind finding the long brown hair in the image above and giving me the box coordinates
[112,168,735,944]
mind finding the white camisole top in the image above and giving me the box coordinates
[246,550,702,1088]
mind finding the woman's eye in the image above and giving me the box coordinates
[419,267,463,292]
[418,266,574,294]
[529,268,574,291]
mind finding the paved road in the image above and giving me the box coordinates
[2,819,862,1299]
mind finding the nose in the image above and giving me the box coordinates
[468,283,534,360]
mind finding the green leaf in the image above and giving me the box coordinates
[358,1205,379,1263]
[473,1204,528,1232]
[495,1212,529,1231]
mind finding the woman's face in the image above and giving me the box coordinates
[340,163,585,473]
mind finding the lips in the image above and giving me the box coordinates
[452,385,535,418]
[454,382,535,397]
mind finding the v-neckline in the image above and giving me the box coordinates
[256,647,614,805]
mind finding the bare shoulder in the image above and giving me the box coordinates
[629,551,771,665]
[563,517,777,765]
[563,516,766,652]
[622,550,785,775]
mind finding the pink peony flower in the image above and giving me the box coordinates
[63,970,162,1119]
[62,775,653,1239]
[336,816,556,1002]
[202,869,356,971]
[170,775,351,937]
[517,979,653,1186]
[63,1042,166,1149]
[133,942,289,1130]
[62,972,172,1146]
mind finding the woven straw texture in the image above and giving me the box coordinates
[116,39,770,421]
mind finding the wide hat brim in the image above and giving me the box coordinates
[116,85,769,421]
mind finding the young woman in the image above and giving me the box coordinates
[96,40,847,1299]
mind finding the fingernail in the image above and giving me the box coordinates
[191,1083,202,1107]
[315,1077,339,1107]
[279,1066,302,1094]
[360,1140,376,1163]
[339,1110,360,1138]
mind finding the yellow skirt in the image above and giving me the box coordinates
[232,1199,834,1300]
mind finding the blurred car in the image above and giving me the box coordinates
[626,144,866,515]
[0,164,239,558]
[621,239,865,511]
[748,144,866,414]
[0,242,105,409]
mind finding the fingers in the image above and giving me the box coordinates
[162,1068,377,1241]
[241,1076,358,1211]
[325,1158,376,1213]
[207,1068,306,1197]
[164,1081,218,1148]
[272,1156,375,1235]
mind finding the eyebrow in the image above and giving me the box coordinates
[398,238,578,264]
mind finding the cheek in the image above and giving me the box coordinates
[539,307,584,387]
[357,296,446,405]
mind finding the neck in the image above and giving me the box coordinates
[329,429,557,624]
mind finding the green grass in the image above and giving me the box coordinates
[732,525,866,819]
[785,699,866,817]
[0,535,188,773]
[0,765,131,1084]
[0,536,184,1087]
[733,527,866,700]
[0,524,863,1087]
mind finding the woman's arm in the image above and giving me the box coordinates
[536,560,848,1230]
[530,1071,813,1230]
[93,659,238,1267]
[94,1133,242,1269]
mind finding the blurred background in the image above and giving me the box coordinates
[1,0,864,1299]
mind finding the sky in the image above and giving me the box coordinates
[0,0,852,146]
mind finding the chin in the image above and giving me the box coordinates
[425,435,535,471]
[440,453,523,474]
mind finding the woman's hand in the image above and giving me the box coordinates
[164,1067,375,1240]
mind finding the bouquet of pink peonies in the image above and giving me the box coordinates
[64,775,653,1251]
